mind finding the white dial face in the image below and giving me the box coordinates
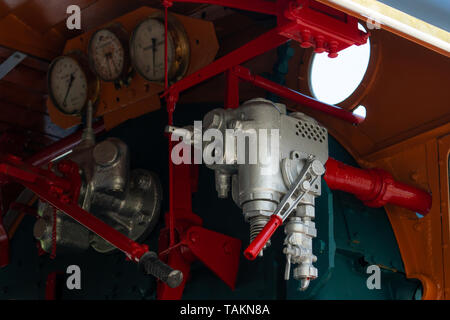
[131,18,175,81]
[49,57,88,114]
[89,29,125,81]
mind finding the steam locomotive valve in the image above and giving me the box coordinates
[180,98,329,290]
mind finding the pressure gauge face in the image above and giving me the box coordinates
[48,56,89,115]
[130,18,175,82]
[88,28,126,82]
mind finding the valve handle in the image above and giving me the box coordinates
[244,215,283,260]
[244,158,325,261]
[139,251,183,288]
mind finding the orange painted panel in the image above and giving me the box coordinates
[48,6,218,130]
[438,135,450,299]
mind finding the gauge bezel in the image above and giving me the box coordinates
[47,51,101,116]
[129,13,190,84]
[88,23,130,83]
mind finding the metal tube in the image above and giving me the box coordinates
[26,120,105,167]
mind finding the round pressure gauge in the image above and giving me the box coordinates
[88,24,129,82]
[48,53,100,115]
[130,14,190,83]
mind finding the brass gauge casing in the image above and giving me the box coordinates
[47,51,100,116]
[88,23,132,84]
[130,13,190,84]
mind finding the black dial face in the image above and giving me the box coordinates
[89,29,125,82]
[130,18,175,82]
[48,56,88,115]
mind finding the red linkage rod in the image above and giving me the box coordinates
[233,66,365,124]
[24,180,149,261]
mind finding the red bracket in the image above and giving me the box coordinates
[162,0,368,124]
[157,156,241,300]
[279,0,369,57]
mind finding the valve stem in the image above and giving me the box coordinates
[249,216,272,257]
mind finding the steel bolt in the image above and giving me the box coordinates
[300,30,312,48]
[311,160,325,176]
[301,181,311,191]
[314,36,326,53]
[93,140,119,166]
[328,41,339,58]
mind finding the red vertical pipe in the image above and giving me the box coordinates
[164,3,169,90]
[324,158,432,215]
[225,69,240,109]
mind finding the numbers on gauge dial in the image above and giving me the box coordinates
[89,29,125,81]
[49,57,88,114]
[131,19,175,81]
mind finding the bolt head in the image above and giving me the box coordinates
[93,140,119,166]
[311,160,325,176]
[167,270,183,288]
[328,52,338,58]
[301,180,311,191]
[296,205,315,218]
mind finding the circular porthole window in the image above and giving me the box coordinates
[309,23,371,105]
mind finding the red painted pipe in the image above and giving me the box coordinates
[26,120,105,167]
[233,66,365,125]
[324,158,432,215]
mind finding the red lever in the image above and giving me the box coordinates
[244,215,283,260]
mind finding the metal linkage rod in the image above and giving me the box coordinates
[26,120,105,167]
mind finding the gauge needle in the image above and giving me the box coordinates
[105,53,113,78]
[62,73,75,107]
[106,52,120,79]
[152,38,156,76]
